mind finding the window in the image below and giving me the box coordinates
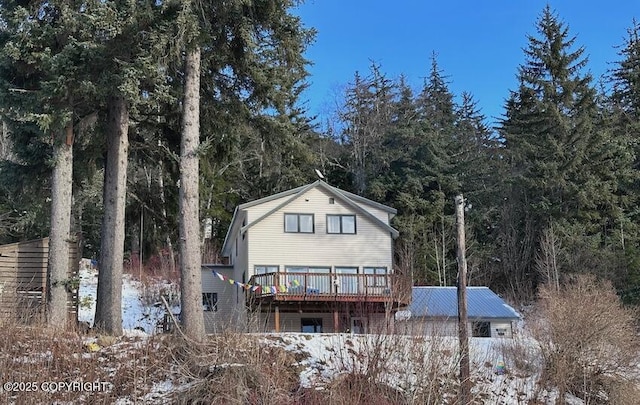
[284,213,314,233]
[301,318,323,333]
[472,321,491,337]
[255,265,278,275]
[364,267,387,287]
[327,214,356,234]
[335,267,358,294]
[286,266,331,293]
[351,317,367,334]
[202,293,218,312]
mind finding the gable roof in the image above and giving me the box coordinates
[221,180,399,255]
[407,286,520,320]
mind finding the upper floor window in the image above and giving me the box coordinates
[284,213,314,233]
[327,214,356,234]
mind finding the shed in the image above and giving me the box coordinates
[396,286,520,338]
[0,238,78,324]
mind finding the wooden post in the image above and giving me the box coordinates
[275,305,280,332]
[334,309,339,333]
[455,194,471,404]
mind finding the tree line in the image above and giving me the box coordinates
[326,6,640,303]
[0,3,639,338]
[0,0,313,339]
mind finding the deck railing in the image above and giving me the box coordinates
[249,272,396,299]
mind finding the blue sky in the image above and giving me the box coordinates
[294,1,640,127]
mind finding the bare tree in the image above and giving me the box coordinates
[338,63,394,195]
[535,225,560,292]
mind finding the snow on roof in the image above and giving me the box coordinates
[408,286,520,320]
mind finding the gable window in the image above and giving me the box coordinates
[327,214,356,234]
[202,292,218,312]
[284,213,314,233]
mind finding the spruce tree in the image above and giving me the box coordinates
[0,0,104,327]
[499,6,626,296]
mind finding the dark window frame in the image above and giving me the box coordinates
[284,213,315,233]
[202,292,218,312]
[254,265,279,275]
[363,267,388,286]
[472,321,491,337]
[301,317,323,333]
[326,214,357,234]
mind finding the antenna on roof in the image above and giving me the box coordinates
[314,169,325,181]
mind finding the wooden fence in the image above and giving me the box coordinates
[0,238,79,324]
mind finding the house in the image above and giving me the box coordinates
[201,180,409,334]
[395,286,520,338]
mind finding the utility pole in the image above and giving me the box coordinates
[455,194,471,404]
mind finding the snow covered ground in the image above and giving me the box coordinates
[74,261,575,403]
[77,263,169,334]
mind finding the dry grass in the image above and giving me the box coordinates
[4,294,637,405]
[0,320,174,404]
[167,332,301,404]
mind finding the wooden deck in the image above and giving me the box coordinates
[249,272,410,305]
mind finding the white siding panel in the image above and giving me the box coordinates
[229,230,249,309]
[367,312,393,334]
[397,319,515,338]
[245,194,296,224]
[202,267,245,333]
[246,187,393,277]
[490,321,513,338]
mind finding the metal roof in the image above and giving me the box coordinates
[408,286,520,320]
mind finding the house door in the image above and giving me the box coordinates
[351,317,367,334]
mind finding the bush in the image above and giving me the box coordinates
[532,275,640,403]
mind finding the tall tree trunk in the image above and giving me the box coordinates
[47,122,74,328]
[95,96,129,336]
[179,46,205,340]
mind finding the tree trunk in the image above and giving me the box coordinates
[47,122,74,328]
[95,96,129,336]
[158,156,176,275]
[179,46,205,340]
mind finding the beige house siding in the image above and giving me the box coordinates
[257,312,392,334]
[396,319,515,338]
[246,187,393,277]
[245,193,295,224]
[202,267,245,333]
[230,226,249,308]
[260,312,335,333]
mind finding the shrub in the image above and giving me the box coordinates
[532,275,640,403]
